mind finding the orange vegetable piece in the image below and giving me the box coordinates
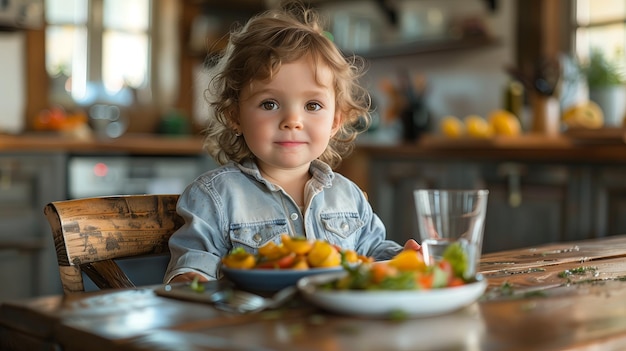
[370,262,397,284]
[417,272,434,289]
[255,252,297,269]
[448,277,465,287]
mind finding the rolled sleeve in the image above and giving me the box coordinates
[164,182,229,282]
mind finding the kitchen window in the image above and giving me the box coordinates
[574,0,626,64]
[45,0,151,107]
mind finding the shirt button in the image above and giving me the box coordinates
[253,233,262,243]
[290,213,298,221]
[341,222,349,231]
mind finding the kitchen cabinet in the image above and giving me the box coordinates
[354,138,626,254]
[0,134,215,298]
[593,167,626,239]
[478,162,586,252]
[368,159,582,253]
[0,153,65,300]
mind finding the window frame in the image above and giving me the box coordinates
[570,0,626,62]
[45,0,155,107]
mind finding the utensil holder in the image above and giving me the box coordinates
[531,94,560,135]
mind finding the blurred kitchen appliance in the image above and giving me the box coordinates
[68,155,214,199]
[0,31,25,134]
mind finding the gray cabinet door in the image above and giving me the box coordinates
[479,163,588,253]
[0,153,66,300]
[593,167,626,238]
[367,158,590,254]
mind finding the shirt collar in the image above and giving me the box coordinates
[235,158,334,190]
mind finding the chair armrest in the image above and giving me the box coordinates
[81,260,135,290]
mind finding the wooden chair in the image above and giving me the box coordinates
[43,194,183,294]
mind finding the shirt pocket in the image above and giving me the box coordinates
[320,212,364,240]
[229,219,289,250]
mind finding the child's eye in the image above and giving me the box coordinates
[261,101,278,110]
[305,102,322,112]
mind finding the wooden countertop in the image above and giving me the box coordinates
[2,129,626,160]
[0,133,205,155]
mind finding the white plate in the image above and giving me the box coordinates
[221,265,344,292]
[297,272,487,318]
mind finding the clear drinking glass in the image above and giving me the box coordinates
[414,189,489,279]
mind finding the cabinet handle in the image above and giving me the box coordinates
[497,163,525,208]
[0,160,17,190]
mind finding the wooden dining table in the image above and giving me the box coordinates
[4,235,626,351]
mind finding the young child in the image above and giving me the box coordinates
[164,1,420,283]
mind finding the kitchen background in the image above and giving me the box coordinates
[1,0,625,300]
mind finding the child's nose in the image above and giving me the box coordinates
[280,112,303,130]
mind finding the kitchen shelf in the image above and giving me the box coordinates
[345,35,501,60]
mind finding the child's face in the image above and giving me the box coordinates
[237,56,340,173]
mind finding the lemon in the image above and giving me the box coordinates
[562,101,604,129]
[440,116,465,138]
[464,115,493,138]
[488,110,522,136]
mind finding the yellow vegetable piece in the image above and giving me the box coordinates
[281,233,314,255]
[388,250,427,272]
[464,115,493,138]
[316,249,341,268]
[221,250,256,269]
[258,241,289,260]
[291,255,310,270]
[440,116,465,138]
[488,109,521,136]
[342,249,359,264]
[307,240,339,267]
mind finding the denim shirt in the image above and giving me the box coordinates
[163,158,403,282]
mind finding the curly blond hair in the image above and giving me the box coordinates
[202,1,371,169]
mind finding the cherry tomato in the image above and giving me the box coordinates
[418,273,434,289]
[255,252,297,269]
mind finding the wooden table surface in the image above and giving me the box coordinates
[4,235,626,351]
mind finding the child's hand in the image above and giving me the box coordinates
[169,272,208,284]
[403,239,421,252]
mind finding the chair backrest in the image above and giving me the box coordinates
[44,194,183,294]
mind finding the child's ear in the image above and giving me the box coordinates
[331,111,342,136]
[226,112,241,131]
